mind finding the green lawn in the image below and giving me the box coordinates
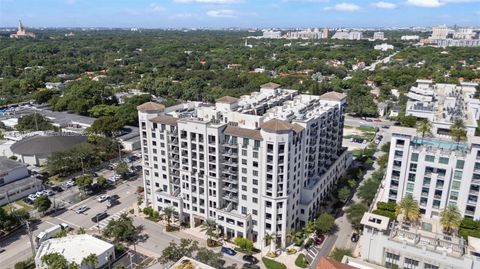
[262,257,287,269]
[294,253,308,268]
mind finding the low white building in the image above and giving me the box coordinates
[35,234,115,269]
[374,43,394,51]
[262,30,281,39]
[401,35,420,41]
[373,32,385,40]
[0,157,43,206]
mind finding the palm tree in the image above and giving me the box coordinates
[302,220,315,236]
[416,120,432,142]
[264,233,277,251]
[81,253,98,269]
[287,230,304,246]
[395,195,420,223]
[450,119,467,149]
[163,206,176,229]
[440,204,462,234]
[200,219,219,246]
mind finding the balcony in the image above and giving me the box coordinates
[223,185,238,193]
[224,194,238,203]
[465,210,475,216]
[470,189,480,195]
[223,143,238,148]
[467,200,478,205]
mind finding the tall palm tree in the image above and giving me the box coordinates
[440,204,462,233]
[416,120,432,143]
[81,253,98,269]
[163,206,176,229]
[264,233,277,251]
[200,219,219,246]
[395,195,420,222]
[302,220,315,236]
[450,119,467,149]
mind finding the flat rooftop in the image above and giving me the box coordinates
[0,156,27,172]
[36,234,113,265]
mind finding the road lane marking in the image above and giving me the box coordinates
[54,217,80,228]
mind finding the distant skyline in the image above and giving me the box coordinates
[1,0,479,29]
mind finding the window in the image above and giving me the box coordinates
[243,138,249,146]
[252,209,258,215]
[406,183,414,192]
[452,181,461,190]
[425,155,435,162]
[404,258,419,269]
[411,153,419,162]
[439,157,449,164]
[456,160,465,169]
[254,140,260,148]
[242,150,247,156]
[424,264,439,269]
[408,173,416,182]
[454,170,463,180]
[409,163,417,172]
[450,191,459,201]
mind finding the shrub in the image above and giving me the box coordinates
[304,238,314,249]
[266,251,277,258]
[286,248,297,255]
[294,254,308,268]
[233,237,254,254]
[262,257,286,269]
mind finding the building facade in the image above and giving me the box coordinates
[138,84,350,249]
[373,32,385,40]
[380,126,480,219]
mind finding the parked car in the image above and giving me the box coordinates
[315,234,325,245]
[74,206,89,214]
[97,194,110,202]
[52,186,64,192]
[381,125,390,129]
[351,233,359,242]
[110,194,120,201]
[107,199,120,208]
[221,247,236,256]
[242,255,258,264]
[91,212,108,222]
[65,180,76,188]
[44,189,54,196]
[28,194,37,200]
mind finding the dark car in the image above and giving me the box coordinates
[242,255,259,264]
[51,186,64,193]
[315,234,325,245]
[221,246,236,256]
[351,233,359,242]
[91,212,108,223]
[110,194,120,201]
[107,199,120,208]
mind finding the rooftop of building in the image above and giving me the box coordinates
[406,79,479,126]
[316,257,359,269]
[0,156,27,172]
[167,256,217,269]
[137,102,165,112]
[11,134,87,156]
[36,234,113,266]
[0,176,41,192]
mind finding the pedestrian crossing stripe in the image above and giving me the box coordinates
[89,209,127,230]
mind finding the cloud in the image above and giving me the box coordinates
[372,1,398,8]
[126,2,165,16]
[174,0,242,3]
[281,0,329,2]
[206,9,238,17]
[169,13,200,19]
[324,3,360,11]
[406,0,480,7]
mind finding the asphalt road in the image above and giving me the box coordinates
[1,178,142,269]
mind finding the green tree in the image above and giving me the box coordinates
[440,204,462,233]
[81,253,98,269]
[416,120,432,142]
[196,247,224,268]
[14,257,35,269]
[450,119,467,148]
[345,203,368,230]
[233,237,254,254]
[41,252,68,269]
[34,89,57,104]
[88,116,124,137]
[114,161,129,179]
[77,227,86,234]
[287,230,305,246]
[329,248,353,262]
[76,175,93,195]
[34,196,52,215]
[395,195,420,222]
[337,187,350,202]
[159,239,199,264]
[201,219,219,246]
[163,206,176,229]
[96,176,107,190]
[314,213,335,234]
[16,113,55,132]
[103,213,140,244]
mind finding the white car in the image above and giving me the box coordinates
[35,191,45,197]
[97,195,110,202]
[44,190,54,196]
[74,206,89,214]
[65,181,76,188]
[28,194,37,200]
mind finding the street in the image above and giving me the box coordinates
[1,178,142,269]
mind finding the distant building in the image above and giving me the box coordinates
[45,82,65,91]
[284,28,327,39]
[10,21,35,38]
[373,32,385,40]
[0,157,42,206]
[431,24,449,39]
[323,27,329,39]
[262,30,281,39]
[401,35,420,41]
[374,43,394,51]
[429,25,480,47]
[35,234,115,269]
[332,30,362,40]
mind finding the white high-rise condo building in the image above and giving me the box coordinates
[406,79,480,136]
[373,32,385,40]
[380,126,480,219]
[137,83,351,249]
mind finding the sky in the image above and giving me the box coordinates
[0,0,479,28]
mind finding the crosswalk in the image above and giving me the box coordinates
[90,209,127,231]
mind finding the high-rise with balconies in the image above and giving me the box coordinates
[137,83,351,249]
